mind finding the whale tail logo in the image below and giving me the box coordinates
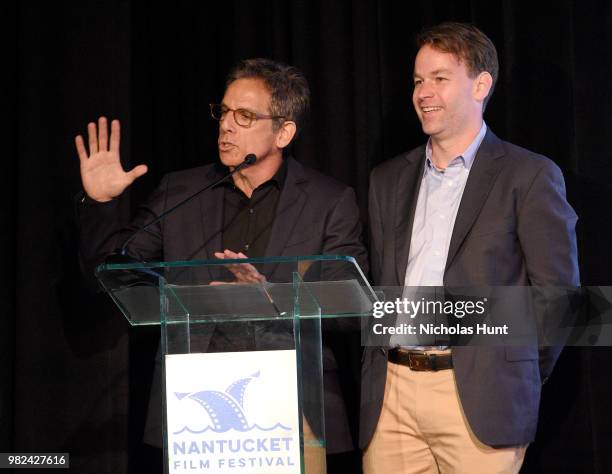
[174,371,283,433]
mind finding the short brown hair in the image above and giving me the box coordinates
[226,58,310,132]
[416,22,499,109]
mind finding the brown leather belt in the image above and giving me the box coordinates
[388,348,453,371]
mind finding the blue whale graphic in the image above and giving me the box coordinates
[174,371,260,432]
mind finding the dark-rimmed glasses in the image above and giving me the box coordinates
[209,104,285,128]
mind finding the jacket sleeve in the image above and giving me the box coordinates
[516,158,580,380]
[322,185,369,276]
[77,176,169,283]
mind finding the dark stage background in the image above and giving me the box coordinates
[2,1,611,473]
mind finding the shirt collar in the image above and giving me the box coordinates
[425,121,487,171]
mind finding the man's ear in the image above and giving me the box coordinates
[473,71,493,103]
[275,121,297,149]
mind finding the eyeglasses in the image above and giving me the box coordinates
[209,104,285,128]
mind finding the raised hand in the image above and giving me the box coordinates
[75,116,148,202]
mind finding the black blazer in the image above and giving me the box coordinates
[79,157,368,453]
[361,129,579,447]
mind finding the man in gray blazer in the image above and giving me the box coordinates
[361,23,579,473]
[76,58,367,471]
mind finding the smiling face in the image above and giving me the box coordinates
[217,78,283,168]
[412,44,490,145]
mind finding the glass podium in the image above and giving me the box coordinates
[96,255,375,474]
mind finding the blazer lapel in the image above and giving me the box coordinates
[395,149,426,285]
[262,157,307,279]
[444,130,506,273]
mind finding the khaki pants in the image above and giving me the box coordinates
[363,361,527,474]
[303,416,326,474]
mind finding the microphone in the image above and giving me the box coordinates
[108,153,257,263]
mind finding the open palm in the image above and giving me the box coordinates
[75,117,147,202]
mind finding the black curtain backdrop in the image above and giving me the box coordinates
[2,1,611,473]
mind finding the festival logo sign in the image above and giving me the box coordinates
[165,350,301,473]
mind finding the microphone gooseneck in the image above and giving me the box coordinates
[117,154,256,257]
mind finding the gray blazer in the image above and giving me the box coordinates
[360,129,579,447]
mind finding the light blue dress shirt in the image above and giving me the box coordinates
[391,122,488,349]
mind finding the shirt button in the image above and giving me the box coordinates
[249,208,254,214]
[433,250,441,256]
[244,244,250,251]
[447,181,454,187]
[439,214,445,219]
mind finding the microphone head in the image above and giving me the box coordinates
[244,154,257,165]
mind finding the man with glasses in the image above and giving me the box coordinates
[76,58,367,472]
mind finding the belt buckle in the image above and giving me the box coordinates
[408,352,438,371]
[407,352,424,371]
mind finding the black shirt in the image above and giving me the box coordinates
[218,159,287,257]
[209,160,288,353]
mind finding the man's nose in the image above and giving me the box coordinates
[416,82,434,100]
[220,110,236,132]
